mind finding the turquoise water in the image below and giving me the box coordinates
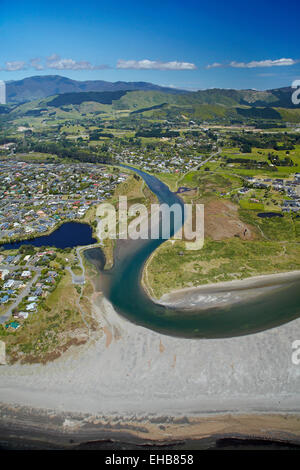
[89,166,300,338]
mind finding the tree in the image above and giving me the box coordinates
[240,143,252,153]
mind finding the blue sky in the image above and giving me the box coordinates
[1,0,300,90]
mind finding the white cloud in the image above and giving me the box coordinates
[46,54,109,70]
[1,55,109,72]
[4,61,27,71]
[46,54,60,62]
[2,55,197,73]
[206,58,298,69]
[230,58,297,68]
[205,62,223,69]
[117,59,197,70]
[30,58,44,71]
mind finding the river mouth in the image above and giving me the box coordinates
[85,166,300,339]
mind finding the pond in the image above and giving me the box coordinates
[257,212,283,218]
[0,222,97,250]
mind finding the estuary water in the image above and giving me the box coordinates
[85,166,300,339]
[2,168,300,339]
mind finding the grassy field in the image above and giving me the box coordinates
[239,200,265,210]
[145,167,300,298]
[60,124,86,134]
[181,170,241,192]
[220,145,300,178]
[239,209,298,241]
[144,237,300,299]
[153,172,180,191]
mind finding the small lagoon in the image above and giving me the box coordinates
[0,222,97,250]
[257,212,283,218]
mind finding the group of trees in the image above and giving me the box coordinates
[267,153,295,167]
[135,129,180,138]
[89,130,114,140]
[229,132,299,153]
[15,139,113,165]
[240,143,252,153]
[226,157,270,169]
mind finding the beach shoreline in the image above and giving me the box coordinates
[157,270,300,308]
[1,269,300,447]
[1,402,300,449]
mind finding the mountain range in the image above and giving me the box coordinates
[5,75,185,103]
[2,75,300,124]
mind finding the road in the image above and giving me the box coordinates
[0,267,41,324]
[67,243,103,285]
[66,243,103,332]
[178,147,222,186]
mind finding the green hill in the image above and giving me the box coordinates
[47,90,128,107]
[5,85,300,125]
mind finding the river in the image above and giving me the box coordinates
[2,168,300,339]
[85,166,300,339]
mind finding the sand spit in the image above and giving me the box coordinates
[158,270,300,308]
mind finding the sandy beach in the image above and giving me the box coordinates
[158,270,300,308]
[1,271,300,444]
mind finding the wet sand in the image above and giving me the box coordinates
[1,402,300,449]
[158,270,300,309]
